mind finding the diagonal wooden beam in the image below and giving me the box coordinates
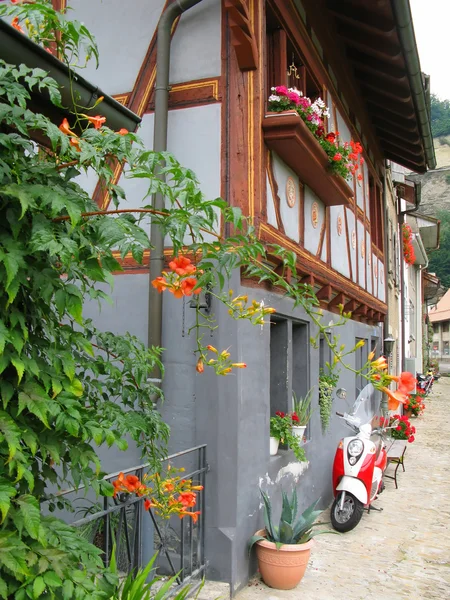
[328,292,346,310]
[316,284,333,302]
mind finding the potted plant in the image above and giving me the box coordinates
[389,415,416,443]
[291,389,314,440]
[270,412,306,461]
[249,489,333,589]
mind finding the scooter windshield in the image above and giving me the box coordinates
[345,384,379,429]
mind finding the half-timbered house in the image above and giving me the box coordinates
[52,0,435,592]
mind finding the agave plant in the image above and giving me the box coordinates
[249,489,333,551]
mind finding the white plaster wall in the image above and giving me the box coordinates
[329,206,350,278]
[303,187,324,256]
[366,231,372,295]
[169,0,221,84]
[271,154,300,243]
[327,90,336,132]
[68,0,167,94]
[378,257,386,303]
[346,208,356,282]
[115,105,221,242]
[357,219,365,289]
[266,175,277,228]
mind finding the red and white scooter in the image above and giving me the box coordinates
[331,384,389,532]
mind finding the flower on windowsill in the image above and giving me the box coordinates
[267,86,364,180]
[388,415,416,443]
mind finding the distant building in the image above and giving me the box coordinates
[429,289,450,361]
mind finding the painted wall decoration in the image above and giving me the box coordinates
[380,267,384,284]
[351,229,356,249]
[311,201,319,228]
[374,263,378,279]
[361,240,365,258]
[286,176,296,208]
[336,214,343,236]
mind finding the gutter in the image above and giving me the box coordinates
[147,0,205,391]
[0,21,141,133]
[391,0,436,170]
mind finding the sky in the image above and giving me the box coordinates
[410,0,450,100]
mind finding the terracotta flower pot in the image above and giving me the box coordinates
[254,529,314,589]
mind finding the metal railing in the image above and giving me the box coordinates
[60,445,208,593]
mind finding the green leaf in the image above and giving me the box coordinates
[67,378,83,398]
[0,482,16,522]
[17,495,41,540]
[10,357,25,384]
[62,580,74,600]
[0,321,7,354]
[32,576,46,598]
[281,490,292,525]
[43,572,62,588]
[0,577,7,600]
[260,490,275,540]
[18,386,50,428]
[248,535,266,555]
[278,519,293,544]
[0,381,14,409]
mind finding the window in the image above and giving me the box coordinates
[442,322,449,333]
[444,341,449,355]
[433,324,439,334]
[266,4,321,100]
[369,177,383,250]
[270,316,310,437]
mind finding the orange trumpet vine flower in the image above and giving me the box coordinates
[85,115,106,130]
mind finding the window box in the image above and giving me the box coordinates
[262,111,354,207]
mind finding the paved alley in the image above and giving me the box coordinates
[237,379,450,600]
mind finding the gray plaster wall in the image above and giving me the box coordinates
[81,269,381,594]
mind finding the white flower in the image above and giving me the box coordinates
[323,109,330,118]
[315,97,325,108]
[289,88,302,96]
[268,95,281,102]
[271,87,276,91]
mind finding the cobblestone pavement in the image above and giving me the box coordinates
[236,379,450,600]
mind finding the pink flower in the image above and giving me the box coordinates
[288,91,300,104]
[275,86,288,96]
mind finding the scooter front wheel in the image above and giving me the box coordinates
[330,492,364,532]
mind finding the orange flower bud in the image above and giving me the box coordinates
[206,345,218,354]
[196,358,204,373]
[231,363,247,369]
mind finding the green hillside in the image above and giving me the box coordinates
[431,94,450,138]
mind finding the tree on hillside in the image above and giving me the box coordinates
[431,94,450,138]
[428,210,450,289]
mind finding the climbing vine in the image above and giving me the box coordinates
[318,367,340,431]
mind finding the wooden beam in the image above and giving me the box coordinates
[344,299,358,313]
[336,23,402,60]
[327,2,395,35]
[316,284,333,302]
[300,274,315,287]
[353,303,368,316]
[354,70,411,102]
[328,292,346,310]
[346,48,406,81]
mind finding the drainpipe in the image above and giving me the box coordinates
[381,165,390,415]
[398,183,421,372]
[148,0,204,391]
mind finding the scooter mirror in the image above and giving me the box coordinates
[336,388,347,400]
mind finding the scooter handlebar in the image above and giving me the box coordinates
[336,412,344,417]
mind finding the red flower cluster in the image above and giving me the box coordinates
[275,411,285,418]
[390,415,416,443]
[402,224,416,265]
[152,255,201,299]
[404,393,425,416]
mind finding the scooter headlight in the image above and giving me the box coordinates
[348,439,364,457]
